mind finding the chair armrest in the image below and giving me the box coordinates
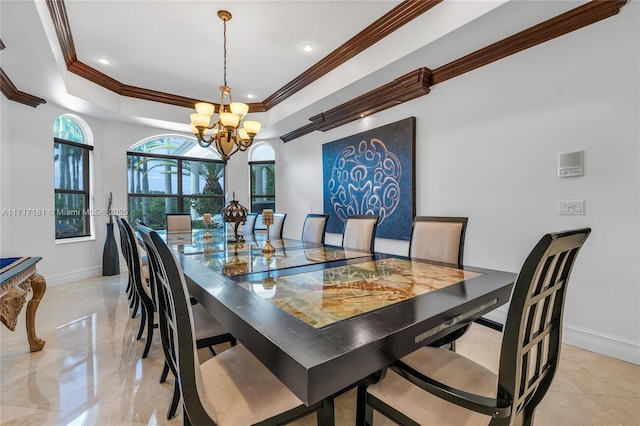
[390,361,512,418]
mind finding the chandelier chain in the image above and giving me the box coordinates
[223,19,228,88]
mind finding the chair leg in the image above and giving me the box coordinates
[136,304,146,340]
[167,380,181,420]
[183,404,192,426]
[160,361,170,383]
[142,306,154,358]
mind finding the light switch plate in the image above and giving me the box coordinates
[559,200,585,215]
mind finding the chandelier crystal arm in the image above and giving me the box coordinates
[188,9,261,162]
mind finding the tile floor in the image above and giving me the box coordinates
[1,274,638,425]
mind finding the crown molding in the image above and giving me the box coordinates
[281,0,628,142]
[281,68,431,142]
[432,0,628,84]
[262,0,442,110]
[1,68,47,108]
[45,0,432,114]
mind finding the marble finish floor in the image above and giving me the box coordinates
[1,274,638,425]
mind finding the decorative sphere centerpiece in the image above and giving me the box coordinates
[222,192,248,243]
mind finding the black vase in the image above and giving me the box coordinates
[102,222,120,276]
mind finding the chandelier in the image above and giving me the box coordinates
[189,10,261,162]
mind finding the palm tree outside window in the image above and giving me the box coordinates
[127,136,225,230]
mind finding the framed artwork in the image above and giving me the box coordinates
[322,117,416,240]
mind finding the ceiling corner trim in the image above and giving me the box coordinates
[1,68,47,108]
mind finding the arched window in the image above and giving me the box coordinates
[249,143,275,213]
[127,136,225,229]
[54,115,93,239]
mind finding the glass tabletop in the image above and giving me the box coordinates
[191,244,372,277]
[235,257,483,328]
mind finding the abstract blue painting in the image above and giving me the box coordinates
[322,117,416,240]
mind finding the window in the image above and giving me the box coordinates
[54,115,93,239]
[127,136,225,230]
[250,144,275,213]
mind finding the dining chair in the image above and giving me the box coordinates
[342,215,379,253]
[115,216,137,313]
[356,228,591,426]
[116,216,156,358]
[409,216,468,264]
[270,212,287,238]
[243,212,258,236]
[409,216,469,350]
[142,227,335,425]
[138,224,237,420]
[302,213,329,244]
[166,212,192,233]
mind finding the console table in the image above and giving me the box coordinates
[0,257,46,351]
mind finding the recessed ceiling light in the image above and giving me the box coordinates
[96,57,112,65]
[300,42,316,53]
[246,93,256,99]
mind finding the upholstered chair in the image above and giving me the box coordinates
[270,213,287,238]
[409,216,468,264]
[409,216,469,350]
[138,224,236,420]
[302,213,329,244]
[356,228,591,426]
[166,212,192,233]
[243,212,258,236]
[142,227,335,425]
[342,215,379,253]
[116,216,156,358]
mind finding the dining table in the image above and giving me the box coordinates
[162,228,516,407]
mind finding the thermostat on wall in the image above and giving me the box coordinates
[558,150,584,178]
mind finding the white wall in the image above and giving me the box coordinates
[277,4,639,363]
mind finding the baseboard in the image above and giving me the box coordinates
[480,307,640,365]
[44,262,127,287]
[563,324,640,365]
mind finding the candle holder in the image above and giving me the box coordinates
[222,192,248,243]
[262,209,275,254]
[203,213,212,242]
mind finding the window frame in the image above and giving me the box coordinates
[54,136,93,240]
[249,160,276,213]
[126,149,225,229]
